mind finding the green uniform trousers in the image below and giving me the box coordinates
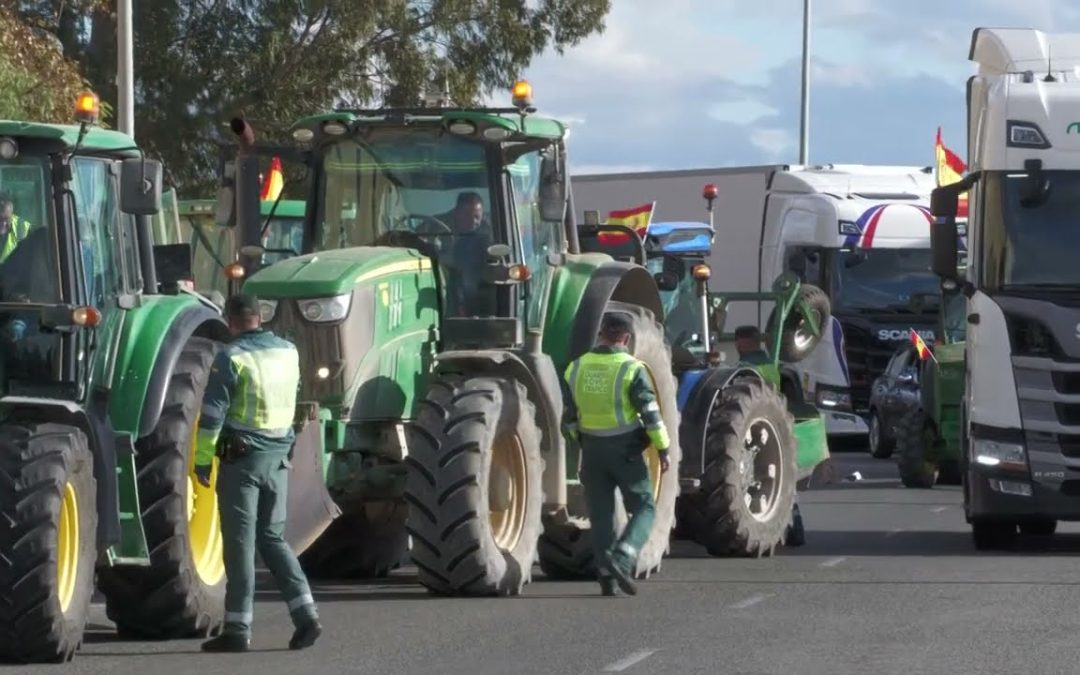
[579,432,656,574]
[217,450,317,637]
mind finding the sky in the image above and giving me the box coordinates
[502,0,1080,175]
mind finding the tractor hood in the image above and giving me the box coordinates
[243,247,431,299]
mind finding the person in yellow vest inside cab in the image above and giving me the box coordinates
[0,194,32,264]
[561,312,671,596]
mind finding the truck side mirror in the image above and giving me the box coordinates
[120,158,163,215]
[930,185,960,279]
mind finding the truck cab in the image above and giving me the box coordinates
[932,28,1080,547]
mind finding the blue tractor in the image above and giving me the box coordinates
[574,206,832,559]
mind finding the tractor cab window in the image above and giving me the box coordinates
[319,130,498,316]
[647,255,703,349]
[506,144,565,329]
[71,158,123,307]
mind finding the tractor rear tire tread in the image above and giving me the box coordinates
[406,376,543,596]
[897,409,938,489]
[97,336,225,639]
[683,376,797,557]
[0,423,97,663]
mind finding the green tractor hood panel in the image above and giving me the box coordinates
[243,247,431,299]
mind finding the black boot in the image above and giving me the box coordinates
[604,548,637,596]
[201,632,250,653]
[599,576,617,596]
[289,619,323,650]
[786,504,806,547]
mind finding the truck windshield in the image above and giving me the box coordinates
[982,170,1080,289]
[831,248,939,313]
[318,130,498,316]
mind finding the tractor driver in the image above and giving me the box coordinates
[734,325,771,365]
[0,194,32,264]
[440,192,493,315]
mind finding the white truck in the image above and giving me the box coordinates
[930,28,1080,548]
[572,165,942,444]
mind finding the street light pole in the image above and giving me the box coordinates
[799,0,811,165]
[117,0,134,136]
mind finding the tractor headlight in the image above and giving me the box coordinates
[258,299,278,323]
[298,294,351,323]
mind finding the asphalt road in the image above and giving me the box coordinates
[23,448,1080,675]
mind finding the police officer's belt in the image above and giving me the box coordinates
[216,432,251,463]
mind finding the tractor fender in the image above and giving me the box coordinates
[568,261,665,362]
[0,393,121,549]
[137,304,228,438]
[678,366,764,479]
[433,349,568,511]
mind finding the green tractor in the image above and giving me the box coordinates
[0,96,234,662]
[173,198,306,304]
[217,80,682,591]
[573,212,831,562]
[896,267,967,488]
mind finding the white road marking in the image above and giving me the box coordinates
[602,649,658,672]
[820,556,846,568]
[931,506,949,513]
[729,593,770,609]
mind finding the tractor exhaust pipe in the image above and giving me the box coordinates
[228,117,263,270]
[230,117,255,152]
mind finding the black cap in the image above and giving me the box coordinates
[224,293,260,319]
[600,312,633,336]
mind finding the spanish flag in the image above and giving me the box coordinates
[260,156,285,201]
[911,328,935,362]
[597,202,655,244]
[935,127,967,218]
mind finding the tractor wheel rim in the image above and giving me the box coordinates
[793,310,821,351]
[489,432,528,551]
[57,482,79,613]
[743,417,784,523]
[188,413,225,585]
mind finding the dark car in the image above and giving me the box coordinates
[867,344,920,458]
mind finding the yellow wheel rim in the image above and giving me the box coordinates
[57,482,79,613]
[188,413,225,585]
[488,433,528,551]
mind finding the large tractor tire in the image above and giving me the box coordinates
[896,409,938,489]
[0,424,97,663]
[537,301,681,580]
[300,501,408,579]
[680,376,797,557]
[97,337,225,638]
[767,284,831,363]
[405,376,543,596]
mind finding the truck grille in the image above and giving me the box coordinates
[1013,356,1080,437]
[837,320,897,413]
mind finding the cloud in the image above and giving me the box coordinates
[514,0,1080,174]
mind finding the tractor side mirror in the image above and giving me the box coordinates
[120,158,163,215]
[538,150,567,222]
[654,271,679,291]
[153,243,194,289]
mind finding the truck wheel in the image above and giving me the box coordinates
[868,410,894,459]
[98,337,225,638]
[768,284,831,363]
[0,424,97,663]
[896,409,938,489]
[686,376,797,557]
[536,301,682,579]
[972,520,1017,550]
[406,376,543,595]
[300,502,408,579]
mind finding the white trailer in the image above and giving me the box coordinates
[572,165,941,442]
[930,28,1080,548]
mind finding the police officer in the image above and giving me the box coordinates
[194,294,322,652]
[562,312,671,596]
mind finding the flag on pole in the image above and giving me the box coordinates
[597,202,655,244]
[260,156,285,201]
[911,328,936,363]
[935,127,967,218]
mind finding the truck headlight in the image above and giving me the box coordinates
[298,294,352,323]
[815,387,852,411]
[972,438,1027,470]
[258,299,278,323]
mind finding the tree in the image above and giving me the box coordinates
[0,7,100,123]
[16,0,611,194]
